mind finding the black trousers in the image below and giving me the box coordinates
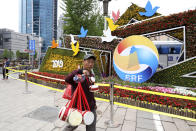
[3,69,8,79]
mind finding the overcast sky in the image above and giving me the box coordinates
[0,0,195,32]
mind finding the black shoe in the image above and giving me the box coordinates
[64,125,78,131]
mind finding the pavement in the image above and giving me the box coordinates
[0,74,196,131]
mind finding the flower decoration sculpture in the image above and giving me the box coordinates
[78,26,88,38]
[105,17,119,31]
[112,10,120,23]
[139,0,159,17]
[51,39,58,48]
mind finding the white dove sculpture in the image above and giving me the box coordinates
[70,34,77,45]
[101,28,117,42]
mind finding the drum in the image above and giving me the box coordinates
[68,109,83,126]
[82,111,94,125]
[89,77,95,83]
[89,85,99,92]
[59,106,70,121]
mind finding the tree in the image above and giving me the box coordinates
[2,49,14,59]
[16,50,20,60]
[2,49,9,58]
[34,50,37,60]
[61,0,104,36]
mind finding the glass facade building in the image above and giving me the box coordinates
[19,0,57,52]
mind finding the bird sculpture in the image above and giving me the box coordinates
[139,0,159,17]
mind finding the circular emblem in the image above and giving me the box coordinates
[113,35,159,83]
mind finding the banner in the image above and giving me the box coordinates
[29,40,35,55]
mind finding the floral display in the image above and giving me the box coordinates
[93,50,108,77]
[113,9,196,58]
[43,53,82,73]
[173,87,196,96]
[115,3,161,26]
[97,86,196,111]
[40,48,84,75]
[26,72,66,85]
[19,71,196,118]
[148,57,196,87]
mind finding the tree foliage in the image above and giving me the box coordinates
[61,0,104,36]
[1,49,14,59]
[16,50,20,60]
[15,50,29,60]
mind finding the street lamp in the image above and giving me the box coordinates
[98,0,112,31]
[98,0,112,16]
[27,17,41,69]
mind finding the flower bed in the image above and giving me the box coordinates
[19,72,66,89]
[98,86,196,109]
[95,85,196,118]
[18,73,196,118]
[95,92,196,118]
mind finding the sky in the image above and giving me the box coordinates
[0,0,195,32]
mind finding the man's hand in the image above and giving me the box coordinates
[77,74,83,80]
[83,70,90,76]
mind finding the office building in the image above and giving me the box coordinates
[19,0,58,52]
[0,28,43,59]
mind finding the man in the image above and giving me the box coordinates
[2,57,10,80]
[64,54,97,131]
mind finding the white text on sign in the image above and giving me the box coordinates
[125,75,143,82]
[52,60,63,68]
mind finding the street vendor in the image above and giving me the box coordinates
[64,54,97,131]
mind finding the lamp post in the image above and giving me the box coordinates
[27,17,41,69]
[98,0,119,128]
[98,0,112,31]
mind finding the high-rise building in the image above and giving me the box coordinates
[57,14,66,40]
[19,0,57,53]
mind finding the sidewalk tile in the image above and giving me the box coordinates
[125,108,137,121]
[121,120,136,131]
[137,110,153,120]
[173,118,192,131]
[187,121,196,126]
[190,126,196,131]
[162,121,178,131]
[136,128,153,131]
[160,115,173,122]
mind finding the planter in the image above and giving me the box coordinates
[41,81,47,86]
[96,93,196,119]
[19,75,25,80]
[37,79,42,84]
[28,77,32,82]
[32,78,37,83]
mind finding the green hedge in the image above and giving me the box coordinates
[148,57,196,87]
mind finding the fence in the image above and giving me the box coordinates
[5,66,196,122]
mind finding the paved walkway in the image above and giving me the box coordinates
[0,74,196,131]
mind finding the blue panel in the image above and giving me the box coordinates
[160,46,169,54]
[174,47,181,54]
